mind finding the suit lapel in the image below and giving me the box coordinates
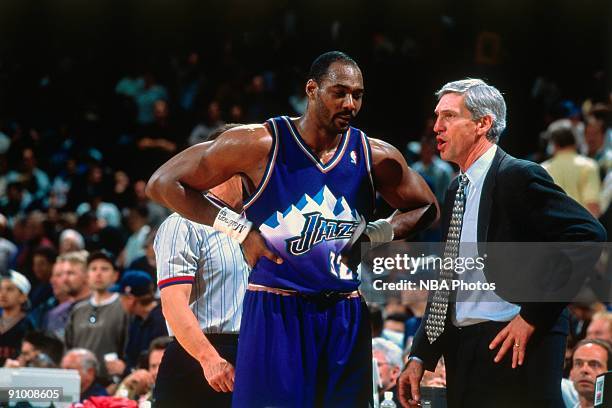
[477,147,506,242]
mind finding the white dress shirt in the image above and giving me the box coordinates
[454,144,521,326]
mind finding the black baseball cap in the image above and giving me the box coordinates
[87,249,117,269]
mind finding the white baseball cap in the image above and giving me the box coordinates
[4,270,31,296]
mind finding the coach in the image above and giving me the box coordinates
[399,79,606,407]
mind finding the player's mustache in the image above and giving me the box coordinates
[335,111,354,119]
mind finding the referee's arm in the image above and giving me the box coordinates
[160,285,235,393]
[155,215,235,393]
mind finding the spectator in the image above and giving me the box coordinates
[76,211,126,257]
[0,182,31,225]
[50,157,82,210]
[384,298,408,316]
[29,246,57,309]
[383,312,408,350]
[412,132,455,207]
[132,180,169,229]
[61,348,109,401]
[6,148,50,205]
[134,72,168,125]
[585,110,612,179]
[15,211,53,275]
[115,336,173,402]
[569,339,611,408]
[65,250,129,382]
[115,71,144,99]
[372,337,403,405]
[3,330,64,368]
[119,205,151,269]
[546,101,587,155]
[29,256,68,329]
[228,103,245,123]
[188,101,225,146]
[108,270,167,376]
[369,304,384,338]
[134,100,178,180]
[542,125,601,216]
[58,229,85,254]
[69,162,107,213]
[0,213,17,275]
[109,170,135,211]
[0,270,33,365]
[42,250,90,339]
[403,289,428,351]
[0,155,8,199]
[126,228,157,279]
[76,185,122,229]
[586,312,612,343]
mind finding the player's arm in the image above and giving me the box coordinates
[146,125,282,267]
[369,138,439,239]
[145,125,267,225]
[160,284,235,392]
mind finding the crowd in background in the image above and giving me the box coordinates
[0,1,610,405]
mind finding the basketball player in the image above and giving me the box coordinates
[152,124,249,407]
[146,51,437,407]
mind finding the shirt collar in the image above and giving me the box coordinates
[462,144,497,188]
[90,292,119,307]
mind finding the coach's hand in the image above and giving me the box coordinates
[398,359,424,408]
[489,314,535,368]
[201,355,235,393]
[241,229,283,268]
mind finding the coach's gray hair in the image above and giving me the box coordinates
[372,337,403,370]
[436,78,507,143]
[66,348,99,375]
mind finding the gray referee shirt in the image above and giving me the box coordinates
[154,213,250,335]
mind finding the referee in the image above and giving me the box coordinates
[152,125,249,408]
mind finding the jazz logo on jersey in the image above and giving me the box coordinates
[350,150,357,165]
[286,212,357,255]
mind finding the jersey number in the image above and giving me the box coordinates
[329,252,353,280]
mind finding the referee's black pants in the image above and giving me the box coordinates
[153,333,238,408]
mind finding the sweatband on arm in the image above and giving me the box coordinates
[213,207,253,243]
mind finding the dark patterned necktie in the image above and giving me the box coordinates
[425,174,469,344]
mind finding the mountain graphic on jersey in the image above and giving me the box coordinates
[260,186,360,257]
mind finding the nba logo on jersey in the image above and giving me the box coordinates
[350,150,357,164]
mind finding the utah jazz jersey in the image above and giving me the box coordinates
[244,116,375,293]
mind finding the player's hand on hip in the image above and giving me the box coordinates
[398,359,424,408]
[201,356,236,393]
[489,314,535,368]
[241,229,283,268]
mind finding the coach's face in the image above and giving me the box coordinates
[434,93,489,171]
[307,61,364,134]
[570,344,608,399]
